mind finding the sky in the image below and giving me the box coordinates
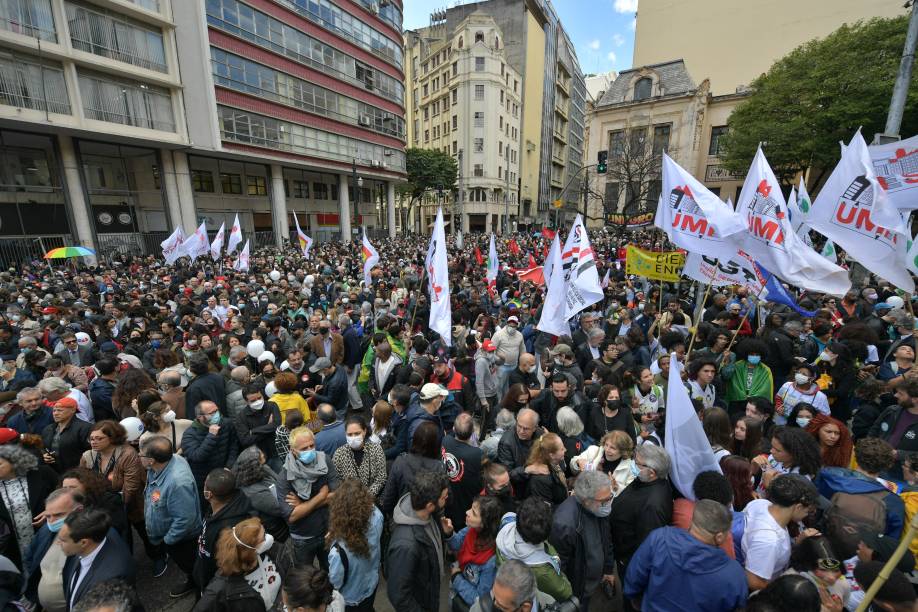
[401,0,637,76]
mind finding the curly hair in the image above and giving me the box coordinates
[772,426,823,478]
[215,517,261,576]
[471,496,503,553]
[111,369,155,415]
[233,446,270,488]
[804,414,852,468]
[735,338,768,362]
[90,420,128,447]
[326,479,374,558]
[0,444,37,476]
[853,437,896,475]
[61,467,110,505]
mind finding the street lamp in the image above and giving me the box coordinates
[351,159,363,236]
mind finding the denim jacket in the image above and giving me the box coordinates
[448,527,498,606]
[327,507,383,605]
[144,454,202,545]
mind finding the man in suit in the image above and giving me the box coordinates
[60,507,136,610]
[308,320,344,365]
[58,333,94,368]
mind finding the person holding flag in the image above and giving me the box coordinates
[209,222,225,261]
[362,230,379,288]
[180,221,209,262]
[161,226,185,265]
[226,213,243,253]
[294,213,313,258]
[486,234,499,296]
[232,239,249,271]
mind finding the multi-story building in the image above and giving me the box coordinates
[404,12,522,234]
[586,0,906,227]
[0,0,406,263]
[403,0,585,234]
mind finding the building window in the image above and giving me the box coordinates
[313,182,328,199]
[605,182,620,211]
[0,0,56,41]
[424,129,429,141]
[66,3,167,72]
[609,130,624,156]
[423,107,429,120]
[498,141,502,155]
[633,77,652,101]
[0,51,70,114]
[513,79,518,93]
[498,166,502,179]
[474,164,483,177]
[452,89,457,105]
[458,36,463,48]
[709,126,728,156]
[246,175,267,195]
[474,138,484,153]
[499,116,503,129]
[452,141,457,154]
[432,77,439,91]
[220,173,242,194]
[474,84,484,100]
[475,57,485,72]
[191,169,214,192]
[499,90,504,104]
[475,31,484,43]
[452,115,457,130]
[474,112,484,127]
[291,180,308,198]
[629,128,647,155]
[452,61,457,77]
[652,124,671,155]
[78,70,174,131]
[423,83,428,97]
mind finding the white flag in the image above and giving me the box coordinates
[232,239,250,272]
[870,134,918,210]
[682,249,765,294]
[426,208,452,345]
[361,231,379,287]
[180,221,209,262]
[486,234,499,295]
[161,226,185,265]
[294,214,312,258]
[562,215,604,320]
[657,154,747,261]
[809,132,914,291]
[905,231,918,277]
[664,354,722,499]
[787,185,813,248]
[209,222,225,261]
[542,234,561,287]
[227,214,243,253]
[733,147,850,295]
[821,240,838,264]
[456,231,463,250]
[601,268,610,289]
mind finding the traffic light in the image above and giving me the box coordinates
[597,150,608,174]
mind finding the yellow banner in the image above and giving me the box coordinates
[625,245,685,282]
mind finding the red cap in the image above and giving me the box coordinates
[0,428,18,445]
[41,306,58,315]
[54,397,78,411]
[482,339,496,352]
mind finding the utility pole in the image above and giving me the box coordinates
[581,166,589,220]
[503,147,510,235]
[880,0,918,142]
[351,159,361,238]
[457,149,463,236]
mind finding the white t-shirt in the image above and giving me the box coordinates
[774,382,830,425]
[742,498,791,580]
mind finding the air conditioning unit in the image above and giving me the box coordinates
[384,149,393,156]
[359,115,371,126]
[371,160,382,167]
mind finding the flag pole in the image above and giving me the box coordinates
[686,260,718,360]
[410,264,428,333]
[719,300,756,369]
[856,510,918,611]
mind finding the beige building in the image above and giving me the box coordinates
[633,0,908,96]
[404,13,522,234]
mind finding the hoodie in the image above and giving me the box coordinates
[495,514,572,601]
[624,526,747,612]
[193,492,254,590]
[386,493,445,612]
[815,467,905,539]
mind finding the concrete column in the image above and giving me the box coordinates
[159,149,183,232]
[338,173,351,241]
[171,150,197,234]
[270,164,288,248]
[386,182,396,239]
[58,135,96,263]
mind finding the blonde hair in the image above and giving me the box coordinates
[525,433,566,487]
[289,426,315,447]
[601,430,634,459]
[215,517,262,576]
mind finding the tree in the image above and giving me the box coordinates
[720,16,918,186]
[603,128,670,216]
[397,148,458,231]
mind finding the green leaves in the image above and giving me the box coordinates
[720,16,918,186]
[399,148,459,201]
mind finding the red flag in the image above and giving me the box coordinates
[528,253,537,268]
[475,247,483,266]
[542,243,549,260]
[541,228,556,240]
[508,239,520,255]
[515,266,544,286]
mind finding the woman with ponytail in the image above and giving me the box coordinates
[523,432,568,506]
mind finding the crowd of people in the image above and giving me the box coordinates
[0,228,914,611]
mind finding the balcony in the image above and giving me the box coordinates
[67,3,168,73]
[0,51,70,114]
[0,0,56,42]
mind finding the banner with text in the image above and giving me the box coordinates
[682,250,765,294]
[625,245,685,281]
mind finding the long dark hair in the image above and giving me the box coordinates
[720,455,755,511]
[471,496,503,553]
[772,426,823,478]
[732,416,763,460]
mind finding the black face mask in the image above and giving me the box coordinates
[606,399,622,412]
[489,486,511,498]
[320,328,329,335]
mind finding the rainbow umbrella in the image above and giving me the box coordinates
[44,246,95,259]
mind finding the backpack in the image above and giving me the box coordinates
[825,490,887,559]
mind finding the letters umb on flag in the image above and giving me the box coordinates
[664,354,722,500]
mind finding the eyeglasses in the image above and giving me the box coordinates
[64,340,77,345]
[88,435,108,442]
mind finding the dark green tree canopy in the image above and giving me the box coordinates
[720,16,918,185]
[398,148,458,202]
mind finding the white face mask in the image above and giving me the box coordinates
[794,373,810,386]
[161,410,176,423]
[249,399,265,411]
[346,434,364,450]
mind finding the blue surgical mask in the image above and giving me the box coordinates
[592,498,613,517]
[150,339,161,349]
[747,355,761,365]
[796,417,811,428]
[298,449,316,464]
[630,462,641,478]
[48,517,65,533]
[209,412,221,425]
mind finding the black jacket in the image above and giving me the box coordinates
[185,372,227,417]
[181,420,240,491]
[526,470,567,507]
[610,477,674,567]
[233,402,281,461]
[869,404,918,477]
[761,327,797,383]
[531,389,589,435]
[193,492,255,590]
[550,495,614,600]
[62,531,136,607]
[342,326,362,368]
[0,466,58,568]
[313,365,349,417]
[41,417,92,473]
[194,572,268,612]
[386,494,444,612]
[380,453,446,517]
[496,429,538,471]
